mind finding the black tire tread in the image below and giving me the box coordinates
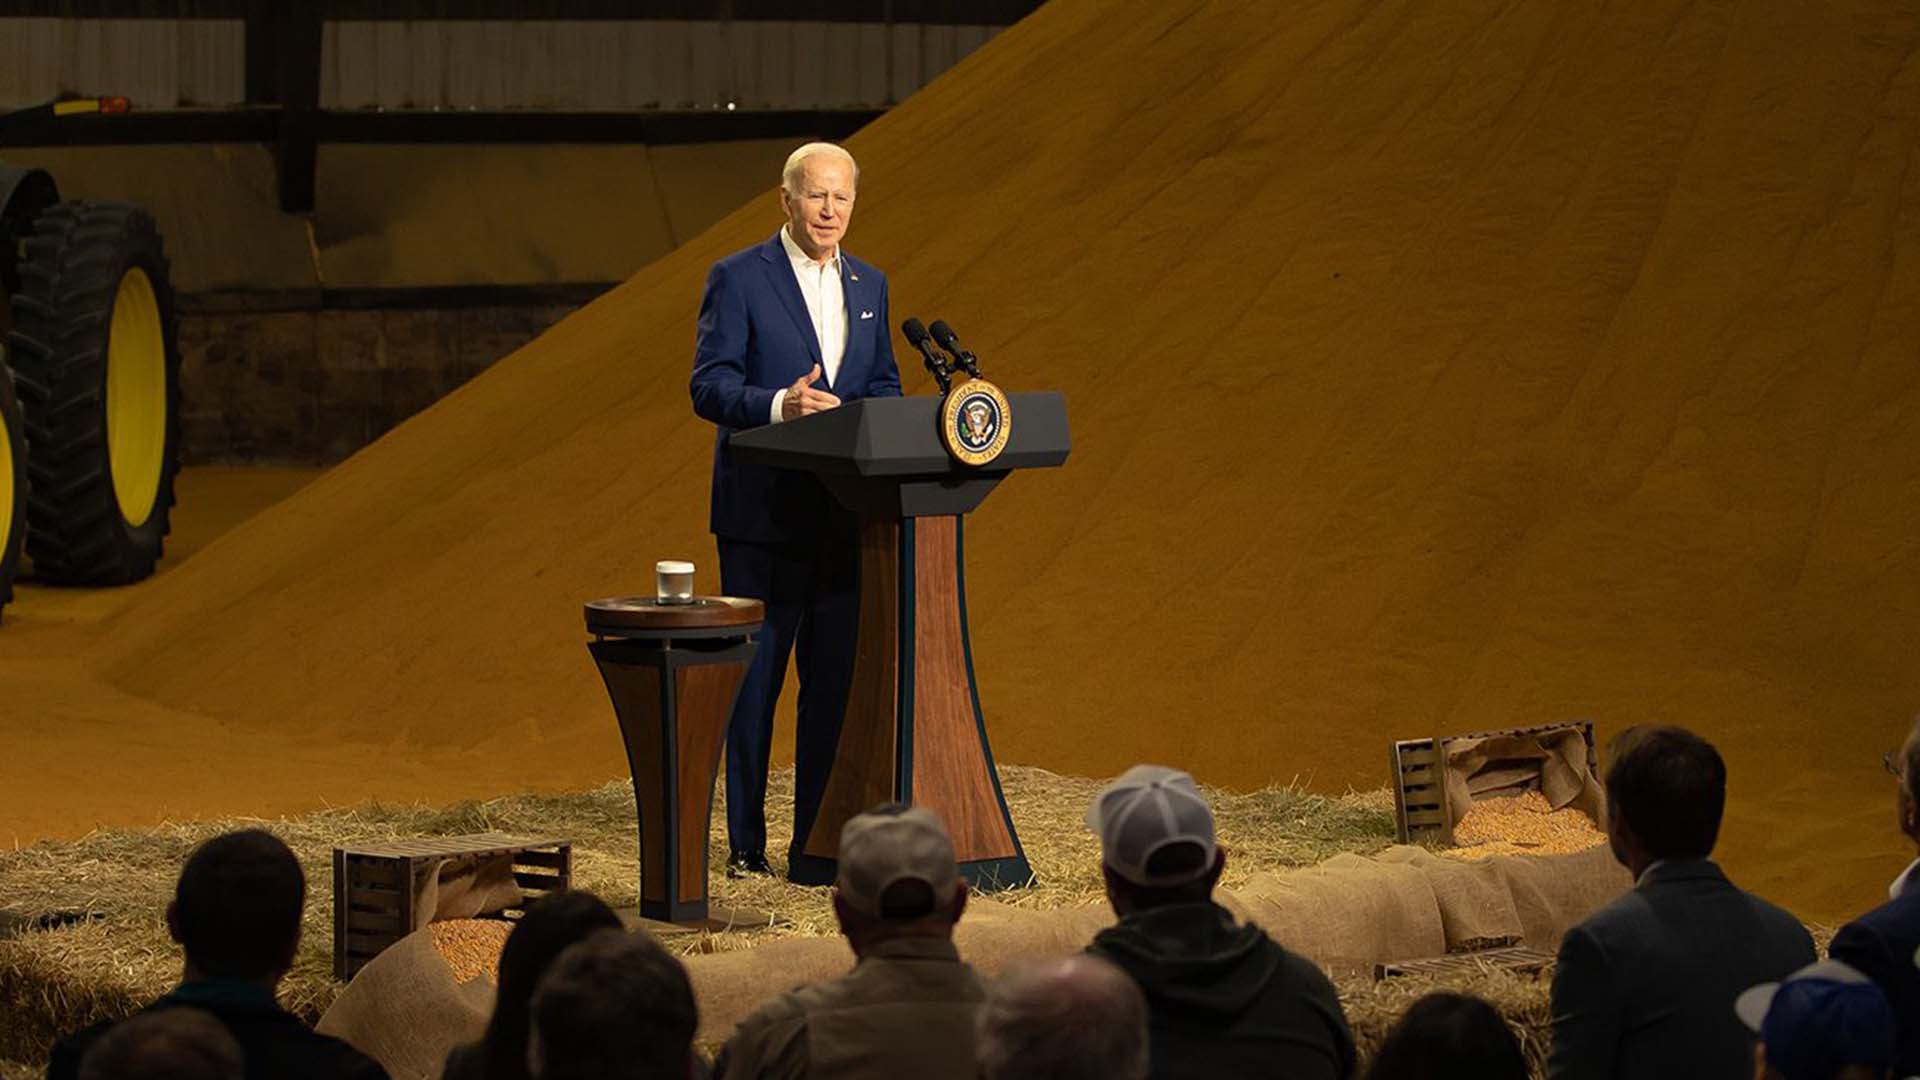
[5,200,181,585]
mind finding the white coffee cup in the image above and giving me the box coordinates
[655,560,695,604]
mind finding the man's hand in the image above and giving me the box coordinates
[781,364,841,420]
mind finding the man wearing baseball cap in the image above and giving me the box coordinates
[714,804,986,1079]
[1084,764,1356,1080]
[1735,959,1897,1080]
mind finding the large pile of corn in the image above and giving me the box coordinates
[1443,792,1606,860]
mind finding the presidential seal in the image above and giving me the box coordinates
[940,377,1013,466]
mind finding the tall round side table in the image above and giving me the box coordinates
[585,595,762,924]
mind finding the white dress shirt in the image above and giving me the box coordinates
[1892,857,1919,899]
[769,224,847,424]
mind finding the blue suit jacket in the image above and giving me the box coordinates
[1829,878,1920,1078]
[1547,859,1815,1080]
[689,231,902,543]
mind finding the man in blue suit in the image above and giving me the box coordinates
[1829,716,1920,1079]
[689,142,901,880]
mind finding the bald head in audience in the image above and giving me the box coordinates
[978,955,1149,1080]
[78,1008,242,1080]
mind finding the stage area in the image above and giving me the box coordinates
[1,0,1917,934]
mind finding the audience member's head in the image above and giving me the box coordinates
[832,804,968,954]
[1601,725,1726,874]
[1087,764,1225,916]
[480,890,625,1080]
[977,955,1148,1080]
[1362,992,1528,1080]
[78,1007,243,1080]
[1737,959,1896,1080]
[166,829,305,984]
[1893,715,1920,847]
[529,928,697,1080]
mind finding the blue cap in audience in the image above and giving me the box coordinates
[1734,959,1896,1080]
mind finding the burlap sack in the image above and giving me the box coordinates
[1225,854,1447,968]
[319,849,1628,1064]
[412,854,523,930]
[1373,846,1526,951]
[1484,843,1632,949]
[317,928,494,1080]
[952,896,1112,968]
[1442,727,1606,828]
[686,935,855,1046]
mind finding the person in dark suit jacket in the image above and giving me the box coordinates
[48,830,388,1080]
[1548,726,1815,1080]
[1828,716,1920,1080]
[689,141,901,880]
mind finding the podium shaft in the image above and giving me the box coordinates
[796,515,1029,889]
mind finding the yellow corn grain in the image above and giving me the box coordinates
[430,918,513,983]
[1442,790,1604,860]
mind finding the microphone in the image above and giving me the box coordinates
[927,320,982,379]
[901,317,953,393]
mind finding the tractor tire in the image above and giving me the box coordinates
[0,360,25,621]
[6,201,181,585]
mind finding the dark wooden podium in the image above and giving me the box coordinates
[585,596,762,922]
[729,393,1070,888]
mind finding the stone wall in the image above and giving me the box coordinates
[178,303,578,464]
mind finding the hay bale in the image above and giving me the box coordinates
[0,920,154,1064]
[1340,966,1555,1077]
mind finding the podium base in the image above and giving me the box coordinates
[959,855,1034,892]
[787,851,1034,891]
[625,904,785,934]
[786,850,837,887]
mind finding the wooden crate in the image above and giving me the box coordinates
[1390,721,1597,845]
[332,832,571,982]
[1374,944,1555,981]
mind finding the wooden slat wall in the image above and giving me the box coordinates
[319,20,999,110]
[0,15,999,112]
[0,17,244,110]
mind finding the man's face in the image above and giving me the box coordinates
[780,154,856,261]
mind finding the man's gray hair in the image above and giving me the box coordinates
[781,141,858,194]
[79,1007,243,1080]
[978,955,1149,1080]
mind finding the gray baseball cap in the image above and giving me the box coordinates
[1085,765,1218,887]
[835,805,962,919]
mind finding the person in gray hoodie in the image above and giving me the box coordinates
[1084,765,1356,1080]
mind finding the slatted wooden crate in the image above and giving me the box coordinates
[1374,944,1555,981]
[1390,721,1597,845]
[332,832,571,981]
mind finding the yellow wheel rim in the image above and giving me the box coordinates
[1,396,14,559]
[106,267,166,528]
